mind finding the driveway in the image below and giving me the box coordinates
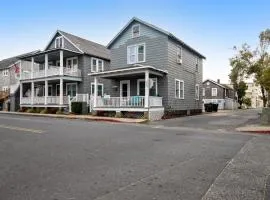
[0,113,269,200]
[150,109,261,131]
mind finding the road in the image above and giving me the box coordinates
[0,111,269,200]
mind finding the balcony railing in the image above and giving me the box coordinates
[21,96,69,105]
[21,66,81,80]
[95,96,163,108]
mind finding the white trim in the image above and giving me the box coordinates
[195,84,199,100]
[203,79,228,89]
[2,69,9,76]
[55,36,64,48]
[66,56,78,70]
[175,79,184,99]
[66,82,78,97]
[127,43,146,64]
[137,78,158,96]
[132,24,140,38]
[88,65,167,76]
[202,88,205,97]
[90,82,104,96]
[120,80,130,98]
[212,88,218,97]
[91,57,104,72]
[2,86,9,92]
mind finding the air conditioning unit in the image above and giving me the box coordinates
[177,58,182,64]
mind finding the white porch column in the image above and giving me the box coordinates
[45,80,48,105]
[31,81,34,105]
[144,70,149,108]
[31,57,34,79]
[20,83,23,106]
[60,50,64,75]
[60,78,63,105]
[19,62,22,80]
[93,76,98,108]
[45,54,48,77]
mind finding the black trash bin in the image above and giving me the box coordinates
[212,103,218,112]
[204,103,213,112]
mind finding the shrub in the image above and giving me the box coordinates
[56,108,64,115]
[47,108,58,114]
[115,112,122,118]
[40,109,48,114]
[26,108,35,113]
[35,108,42,113]
[71,102,83,114]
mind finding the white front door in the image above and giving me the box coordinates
[66,83,77,98]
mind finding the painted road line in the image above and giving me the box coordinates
[0,124,44,134]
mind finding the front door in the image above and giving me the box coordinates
[66,83,77,98]
[120,80,130,98]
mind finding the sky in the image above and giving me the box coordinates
[0,0,269,83]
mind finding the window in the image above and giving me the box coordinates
[137,78,158,96]
[176,46,182,64]
[195,84,199,100]
[212,88,217,97]
[196,57,199,71]
[66,57,78,71]
[55,36,64,48]
[132,24,140,38]
[2,69,9,76]
[175,79,184,99]
[91,58,104,72]
[127,44,145,64]
[66,83,77,97]
[202,88,205,96]
[2,86,8,92]
[91,83,104,96]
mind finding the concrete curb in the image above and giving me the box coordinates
[0,111,147,124]
[236,126,270,134]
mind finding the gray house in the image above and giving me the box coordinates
[90,17,206,120]
[0,51,38,111]
[19,30,110,110]
[202,79,236,110]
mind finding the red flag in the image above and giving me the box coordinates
[13,64,20,74]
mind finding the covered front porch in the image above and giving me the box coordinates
[89,65,167,120]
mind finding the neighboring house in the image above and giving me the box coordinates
[245,82,264,108]
[202,79,236,110]
[19,30,110,110]
[0,51,39,111]
[89,17,206,120]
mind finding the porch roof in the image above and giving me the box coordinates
[88,64,168,78]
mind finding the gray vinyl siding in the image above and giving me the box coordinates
[166,39,203,110]
[202,81,225,99]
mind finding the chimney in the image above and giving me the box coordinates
[217,79,220,84]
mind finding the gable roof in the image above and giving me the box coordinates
[107,17,206,59]
[45,30,110,60]
[0,50,40,70]
[203,79,234,90]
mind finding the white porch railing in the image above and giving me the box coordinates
[64,68,82,77]
[47,96,60,104]
[21,96,69,105]
[21,97,31,104]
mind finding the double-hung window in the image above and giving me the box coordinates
[2,69,8,76]
[2,86,8,92]
[212,88,217,97]
[195,84,199,100]
[132,24,140,38]
[127,44,145,64]
[176,46,182,64]
[91,58,104,72]
[55,36,64,48]
[175,79,184,99]
[202,88,205,97]
[196,57,199,71]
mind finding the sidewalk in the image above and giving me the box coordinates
[0,111,147,123]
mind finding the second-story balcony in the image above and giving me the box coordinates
[21,65,82,80]
[19,49,83,81]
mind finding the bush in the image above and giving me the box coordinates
[35,108,42,113]
[26,108,35,113]
[47,108,58,114]
[71,102,83,114]
[56,108,64,115]
[40,109,48,114]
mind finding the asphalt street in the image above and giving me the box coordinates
[0,112,269,200]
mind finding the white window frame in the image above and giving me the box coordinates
[66,57,78,71]
[91,82,104,96]
[195,84,199,100]
[2,86,9,92]
[202,88,205,97]
[137,78,158,96]
[175,79,184,99]
[55,36,64,48]
[127,43,146,64]
[2,69,9,76]
[132,24,140,38]
[66,83,78,97]
[176,46,182,64]
[212,88,218,97]
[91,57,104,72]
[196,57,199,71]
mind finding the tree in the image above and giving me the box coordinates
[236,81,248,108]
[243,97,252,108]
[229,29,270,107]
